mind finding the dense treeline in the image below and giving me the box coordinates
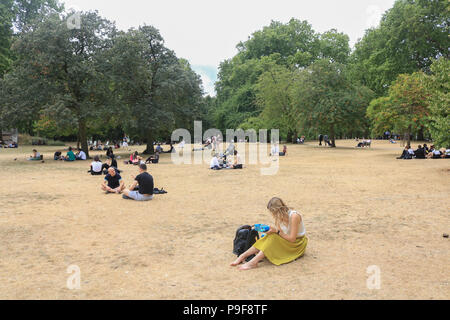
[0,0,448,151]
[0,1,208,156]
[212,0,449,146]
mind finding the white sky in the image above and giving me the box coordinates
[62,0,396,95]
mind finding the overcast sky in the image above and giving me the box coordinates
[62,0,396,95]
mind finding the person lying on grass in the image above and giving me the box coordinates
[122,163,154,201]
[231,197,307,271]
[101,167,125,194]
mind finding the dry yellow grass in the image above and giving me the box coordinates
[0,140,448,299]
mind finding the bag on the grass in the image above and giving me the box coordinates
[153,187,167,194]
[233,225,259,262]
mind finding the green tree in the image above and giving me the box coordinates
[367,72,431,146]
[425,58,450,148]
[214,19,352,135]
[292,59,373,147]
[0,0,62,77]
[256,64,300,142]
[0,0,14,76]
[108,26,204,153]
[0,11,117,156]
[350,0,450,96]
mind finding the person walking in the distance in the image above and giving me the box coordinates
[122,164,154,201]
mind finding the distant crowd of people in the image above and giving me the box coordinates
[0,140,18,148]
[397,144,450,159]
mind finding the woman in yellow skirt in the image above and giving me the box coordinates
[231,197,308,270]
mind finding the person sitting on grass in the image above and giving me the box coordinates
[89,156,103,175]
[122,164,154,201]
[443,148,450,158]
[270,144,280,156]
[231,150,243,169]
[102,157,120,175]
[28,149,41,161]
[279,145,287,156]
[210,154,221,170]
[397,146,412,159]
[64,147,77,161]
[101,167,125,194]
[231,197,308,270]
[106,147,114,159]
[145,152,160,164]
[407,145,415,157]
[427,145,442,159]
[128,151,142,165]
[414,145,426,159]
[76,148,87,161]
[54,151,62,160]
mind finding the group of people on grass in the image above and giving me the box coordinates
[125,151,160,166]
[0,140,18,148]
[356,139,372,148]
[210,150,243,170]
[89,155,119,175]
[397,144,450,159]
[53,147,86,161]
[271,144,287,156]
[101,164,154,202]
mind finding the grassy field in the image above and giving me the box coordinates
[0,140,448,299]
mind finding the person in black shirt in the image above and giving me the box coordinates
[101,167,125,193]
[54,151,62,160]
[122,164,154,201]
[414,145,426,159]
[102,157,119,175]
[106,147,114,158]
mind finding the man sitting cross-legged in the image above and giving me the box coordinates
[101,167,125,194]
[122,164,154,201]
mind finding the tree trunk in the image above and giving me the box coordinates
[406,126,411,146]
[330,126,336,148]
[287,130,293,144]
[417,126,424,141]
[78,119,89,158]
[144,130,155,154]
[292,130,298,143]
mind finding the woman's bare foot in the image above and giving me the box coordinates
[230,257,244,266]
[238,262,258,270]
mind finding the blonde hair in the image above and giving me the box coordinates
[267,197,291,226]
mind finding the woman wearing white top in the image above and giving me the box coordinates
[231,197,308,270]
[90,156,103,175]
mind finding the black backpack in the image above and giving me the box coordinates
[233,225,260,262]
